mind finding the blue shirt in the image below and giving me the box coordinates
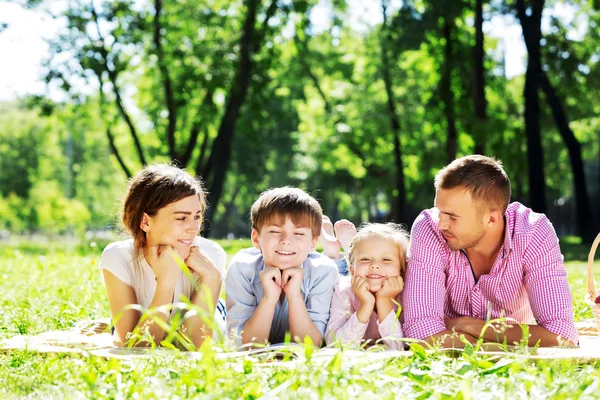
[225,248,339,344]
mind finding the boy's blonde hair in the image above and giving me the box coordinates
[250,187,322,237]
[348,223,410,277]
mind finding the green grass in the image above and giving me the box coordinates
[1,240,599,398]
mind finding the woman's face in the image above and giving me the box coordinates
[143,195,202,259]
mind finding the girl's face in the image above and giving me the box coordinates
[142,195,202,259]
[350,236,403,292]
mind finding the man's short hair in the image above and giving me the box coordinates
[251,187,322,237]
[434,155,511,213]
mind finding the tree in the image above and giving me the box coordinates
[515,0,547,213]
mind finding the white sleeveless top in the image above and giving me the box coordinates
[99,237,226,312]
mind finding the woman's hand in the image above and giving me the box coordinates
[185,246,222,284]
[146,245,181,288]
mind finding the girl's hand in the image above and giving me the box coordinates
[146,245,181,288]
[351,276,375,307]
[375,276,404,300]
[185,246,222,284]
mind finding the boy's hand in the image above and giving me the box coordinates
[259,266,283,304]
[147,245,181,288]
[375,276,404,300]
[281,267,304,298]
[185,246,222,284]
[351,276,375,307]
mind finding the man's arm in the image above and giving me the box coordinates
[402,212,449,341]
[446,317,567,347]
[522,216,578,346]
[423,329,479,348]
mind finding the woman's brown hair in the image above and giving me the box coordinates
[121,164,207,257]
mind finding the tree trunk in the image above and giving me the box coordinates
[516,0,547,213]
[540,72,594,242]
[441,17,458,164]
[381,0,407,223]
[472,0,486,155]
[201,0,261,235]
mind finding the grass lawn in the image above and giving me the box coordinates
[1,238,599,399]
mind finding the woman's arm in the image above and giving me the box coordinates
[102,269,175,346]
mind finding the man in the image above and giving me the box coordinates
[402,155,578,347]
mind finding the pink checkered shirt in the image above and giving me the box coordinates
[402,202,578,345]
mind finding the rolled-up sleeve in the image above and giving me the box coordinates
[225,262,258,338]
[306,265,338,337]
[402,212,448,340]
[523,218,578,345]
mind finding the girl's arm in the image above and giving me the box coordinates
[376,309,404,350]
[325,287,370,346]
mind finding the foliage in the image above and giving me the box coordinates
[0,242,598,398]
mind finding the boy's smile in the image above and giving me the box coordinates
[252,216,318,270]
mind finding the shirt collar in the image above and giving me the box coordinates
[501,213,513,259]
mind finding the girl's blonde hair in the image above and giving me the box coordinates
[348,223,410,277]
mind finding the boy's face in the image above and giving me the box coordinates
[350,236,402,292]
[251,216,318,270]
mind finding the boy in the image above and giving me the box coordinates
[225,187,339,346]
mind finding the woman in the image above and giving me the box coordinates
[99,164,225,348]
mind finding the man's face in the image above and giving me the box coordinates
[434,187,488,251]
[251,216,318,270]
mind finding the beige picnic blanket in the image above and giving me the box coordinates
[1,320,599,362]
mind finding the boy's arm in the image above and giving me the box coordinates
[225,262,260,344]
[286,264,338,346]
[240,296,277,345]
[226,263,283,345]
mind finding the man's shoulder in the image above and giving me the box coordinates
[412,208,441,235]
[507,202,554,237]
[409,208,447,254]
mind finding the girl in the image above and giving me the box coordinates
[325,223,408,349]
[99,164,226,348]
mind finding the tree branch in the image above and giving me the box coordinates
[105,128,133,178]
[91,5,147,165]
[99,80,132,178]
[182,88,214,166]
[153,0,177,160]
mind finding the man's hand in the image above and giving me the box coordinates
[259,266,283,304]
[444,316,484,337]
